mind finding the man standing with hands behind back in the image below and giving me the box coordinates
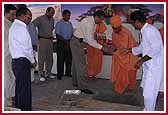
[33,7,55,81]
[9,7,36,111]
[55,9,73,80]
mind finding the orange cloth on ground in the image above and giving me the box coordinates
[111,26,138,94]
[86,22,106,77]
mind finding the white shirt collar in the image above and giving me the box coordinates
[141,23,148,32]
[14,19,27,27]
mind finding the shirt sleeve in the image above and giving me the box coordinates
[70,22,74,35]
[32,17,41,27]
[83,22,102,50]
[145,28,163,58]
[28,23,38,46]
[55,22,61,35]
[132,43,143,56]
[32,23,38,45]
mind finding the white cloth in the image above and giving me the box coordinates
[9,19,35,63]
[73,16,102,49]
[4,17,15,106]
[132,23,164,111]
[104,24,113,40]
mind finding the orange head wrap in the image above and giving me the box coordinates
[110,15,121,28]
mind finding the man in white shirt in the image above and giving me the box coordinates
[70,10,116,94]
[9,7,36,111]
[122,11,164,111]
[4,4,16,107]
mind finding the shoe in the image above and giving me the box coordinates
[64,74,72,77]
[80,89,94,94]
[39,77,45,81]
[48,75,56,79]
[57,76,62,80]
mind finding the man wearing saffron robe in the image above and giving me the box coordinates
[110,15,138,94]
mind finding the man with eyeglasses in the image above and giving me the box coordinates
[9,7,36,111]
[4,4,16,107]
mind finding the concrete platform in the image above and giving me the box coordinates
[31,74,164,111]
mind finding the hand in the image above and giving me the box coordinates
[32,59,37,68]
[51,37,56,40]
[101,45,117,54]
[134,60,143,69]
[64,41,70,48]
[32,63,37,68]
[120,48,132,55]
[32,45,37,50]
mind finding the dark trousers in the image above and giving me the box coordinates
[12,57,32,111]
[57,40,72,77]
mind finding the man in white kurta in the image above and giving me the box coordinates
[4,4,16,106]
[133,23,164,111]
[124,11,164,111]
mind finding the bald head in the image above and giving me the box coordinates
[16,7,32,25]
